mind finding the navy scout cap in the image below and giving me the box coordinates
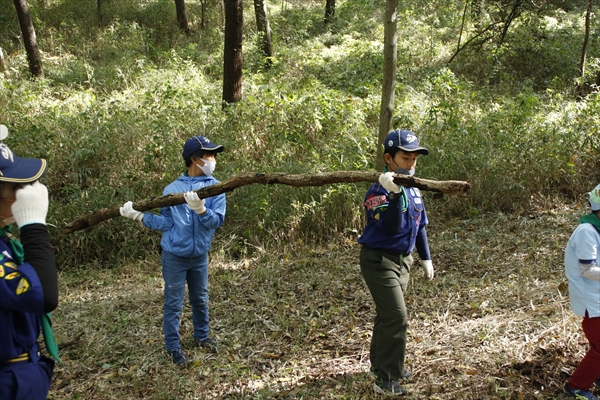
[0,125,47,183]
[182,136,224,159]
[384,129,429,155]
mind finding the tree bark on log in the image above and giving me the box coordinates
[63,171,471,234]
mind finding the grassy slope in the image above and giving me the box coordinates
[49,204,598,399]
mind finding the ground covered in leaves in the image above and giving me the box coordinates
[48,207,600,399]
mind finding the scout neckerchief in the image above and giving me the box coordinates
[579,212,600,233]
[0,225,60,361]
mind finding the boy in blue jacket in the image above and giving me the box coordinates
[358,129,434,396]
[120,136,226,365]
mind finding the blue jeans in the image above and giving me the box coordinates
[162,250,210,352]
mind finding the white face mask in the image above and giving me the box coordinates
[394,166,415,176]
[196,159,216,176]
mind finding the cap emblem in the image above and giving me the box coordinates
[405,133,417,144]
[1,144,14,163]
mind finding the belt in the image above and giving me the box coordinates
[6,353,30,363]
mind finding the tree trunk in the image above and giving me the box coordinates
[63,171,472,233]
[324,0,335,24]
[13,0,43,77]
[201,0,206,30]
[579,0,592,78]
[0,48,8,78]
[456,0,469,59]
[254,0,273,66]
[174,0,190,33]
[498,0,521,45]
[223,0,243,105]
[97,0,102,22]
[376,0,398,171]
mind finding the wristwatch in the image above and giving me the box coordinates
[388,191,400,200]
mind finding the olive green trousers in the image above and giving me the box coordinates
[360,245,413,381]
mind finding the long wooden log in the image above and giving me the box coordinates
[63,171,471,234]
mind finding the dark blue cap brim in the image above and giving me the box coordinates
[398,145,429,155]
[0,157,47,183]
[202,144,224,153]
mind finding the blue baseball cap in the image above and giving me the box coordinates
[182,136,224,159]
[0,125,47,183]
[384,129,429,155]
[590,184,600,211]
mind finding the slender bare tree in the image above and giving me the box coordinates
[0,48,8,78]
[254,0,273,67]
[174,0,190,33]
[13,0,43,77]
[223,0,243,105]
[580,0,592,78]
[376,0,398,171]
[324,0,335,24]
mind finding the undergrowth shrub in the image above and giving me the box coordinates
[0,0,599,269]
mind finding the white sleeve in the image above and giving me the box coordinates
[580,263,600,282]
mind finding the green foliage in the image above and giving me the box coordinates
[1,0,599,268]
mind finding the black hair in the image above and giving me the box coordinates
[384,147,401,157]
[185,149,219,167]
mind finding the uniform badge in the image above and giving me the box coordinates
[365,194,387,210]
[16,278,30,295]
[4,261,17,270]
[5,271,20,280]
[374,213,380,220]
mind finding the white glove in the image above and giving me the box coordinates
[379,172,400,193]
[421,259,434,281]
[184,191,206,214]
[119,201,144,221]
[11,181,49,228]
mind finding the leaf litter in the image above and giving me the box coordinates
[47,208,600,399]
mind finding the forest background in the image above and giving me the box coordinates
[1,0,600,398]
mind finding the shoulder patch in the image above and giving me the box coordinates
[365,195,387,210]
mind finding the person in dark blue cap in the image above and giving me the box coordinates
[119,135,225,364]
[0,124,58,399]
[358,129,434,396]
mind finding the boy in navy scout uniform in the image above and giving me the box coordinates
[358,129,434,396]
[0,125,58,399]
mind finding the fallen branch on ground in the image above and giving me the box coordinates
[63,171,471,234]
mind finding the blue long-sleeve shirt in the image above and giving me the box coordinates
[358,183,431,260]
[142,174,226,258]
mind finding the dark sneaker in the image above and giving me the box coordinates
[168,349,190,365]
[374,377,408,396]
[563,382,599,400]
[368,367,412,380]
[196,337,218,353]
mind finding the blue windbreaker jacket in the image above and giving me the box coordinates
[142,174,226,258]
